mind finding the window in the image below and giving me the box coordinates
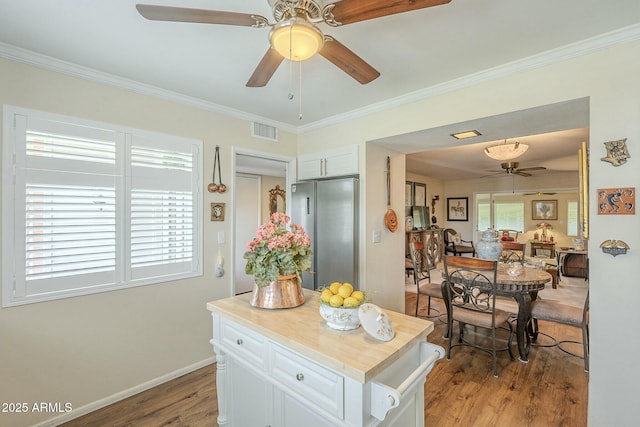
[2,106,202,306]
[475,193,524,233]
[494,201,524,231]
[567,200,578,236]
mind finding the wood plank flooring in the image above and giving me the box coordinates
[61,293,587,427]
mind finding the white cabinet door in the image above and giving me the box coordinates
[323,145,358,177]
[228,358,271,426]
[298,155,324,180]
[275,390,337,427]
[298,145,358,180]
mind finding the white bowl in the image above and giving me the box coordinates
[319,304,361,330]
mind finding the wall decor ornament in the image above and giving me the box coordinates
[600,240,630,256]
[597,187,635,215]
[207,145,227,193]
[413,182,426,206]
[447,197,468,221]
[601,138,630,166]
[211,202,225,221]
[405,181,414,206]
[269,184,286,214]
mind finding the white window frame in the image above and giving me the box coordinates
[2,105,203,306]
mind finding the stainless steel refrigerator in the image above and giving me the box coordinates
[290,178,359,290]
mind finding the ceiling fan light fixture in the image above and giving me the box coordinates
[484,140,529,161]
[270,17,324,61]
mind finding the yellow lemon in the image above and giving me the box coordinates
[343,296,359,308]
[338,283,353,298]
[329,294,344,308]
[351,290,365,302]
[329,282,342,294]
[321,289,333,304]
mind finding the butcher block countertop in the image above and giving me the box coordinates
[207,289,434,383]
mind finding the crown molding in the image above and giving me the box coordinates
[2,23,639,135]
[0,42,299,134]
[298,23,640,133]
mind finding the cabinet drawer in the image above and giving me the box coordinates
[219,319,266,368]
[268,343,344,419]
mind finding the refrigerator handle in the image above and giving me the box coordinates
[306,197,310,215]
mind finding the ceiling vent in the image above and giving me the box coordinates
[252,122,278,142]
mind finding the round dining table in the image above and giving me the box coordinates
[495,263,552,362]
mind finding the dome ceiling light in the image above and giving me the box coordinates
[484,140,529,161]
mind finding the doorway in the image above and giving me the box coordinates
[232,149,295,295]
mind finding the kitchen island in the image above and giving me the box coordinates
[207,289,442,426]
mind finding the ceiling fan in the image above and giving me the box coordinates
[483,162,547,178]
[523,191,557,196]
[136,0,451,87]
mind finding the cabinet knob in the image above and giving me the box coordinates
[296,373,304,381]
[236,338,243,345]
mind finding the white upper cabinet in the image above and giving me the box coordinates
[298,145,358,180]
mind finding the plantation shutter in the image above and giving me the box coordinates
[128,133,200,282]
[16,114,119,298]
[3,106,202,306]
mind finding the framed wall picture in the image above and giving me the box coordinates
[597,187,635,214]
[447,197,468,221]
[211,202,226,221]
[532,200,557,220]
[405,181,414,206]
[413,182,426,206]
[268,185,286,214]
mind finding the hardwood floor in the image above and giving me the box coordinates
[60,367,218,427]
[61,293,587,427]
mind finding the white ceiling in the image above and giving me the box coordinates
[1,0,638,130]
[0,1,638,180]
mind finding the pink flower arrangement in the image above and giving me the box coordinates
[536,222,553,230]
[244,212,313,287]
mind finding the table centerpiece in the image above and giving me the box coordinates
[536,222,553,242]
[244,212,312,309]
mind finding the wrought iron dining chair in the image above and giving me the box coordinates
[443,228,476,257]
[442,255,514,377]
[500,241,525,264]
[409,241,442,318]
[529,291,590,372]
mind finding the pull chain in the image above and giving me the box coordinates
[299,60,303,120]
[288,25,294,100]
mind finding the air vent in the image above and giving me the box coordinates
[251,122,278,142]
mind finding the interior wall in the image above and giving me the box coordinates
[300,40,640,426]
[363,144,406,312]
[0,57,298,426]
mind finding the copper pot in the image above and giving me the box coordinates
[249,274,305,309]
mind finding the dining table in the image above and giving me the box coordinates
[495,263,552,362]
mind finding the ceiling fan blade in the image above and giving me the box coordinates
[517,166,546,172]
[136,4,268,27]
[246,48,284,87]
[515,171,532,177]
[480,172,507,178]
[319,36,380,84]
[328,0,451,25]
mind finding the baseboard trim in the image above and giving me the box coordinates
[34,357,216,427]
